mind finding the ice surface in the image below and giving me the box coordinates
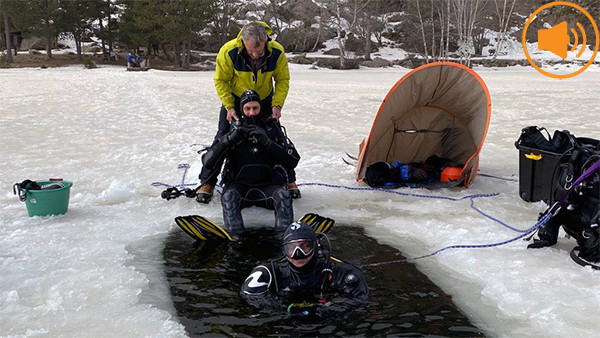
[1,64,599,337]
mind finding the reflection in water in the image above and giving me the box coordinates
[163,225,483,337]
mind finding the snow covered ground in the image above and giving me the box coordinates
[1,64,599,337]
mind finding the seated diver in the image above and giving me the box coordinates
[241,221,368,310]
[198,89,300,237]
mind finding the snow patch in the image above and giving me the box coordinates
[98,181,136,205]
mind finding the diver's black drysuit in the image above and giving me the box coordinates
[241,253,369,308]
[199,115,300,235]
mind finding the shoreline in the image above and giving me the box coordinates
[3,51,599,71]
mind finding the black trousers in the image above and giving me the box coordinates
[221,183,293,236]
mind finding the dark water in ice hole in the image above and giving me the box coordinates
[163,224,483,337]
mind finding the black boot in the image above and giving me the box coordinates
[195,184,214,204]
[577,228,600,264]
[221,189,244,238]
[528,214,560,249]
[288,182,301,199]
[273,188,293,236]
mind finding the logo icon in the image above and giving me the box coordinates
[522,1,599,79]
[290,221,301,230]
[538,21,587,59]
[245,271,269,288]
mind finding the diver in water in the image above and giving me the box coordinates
[241,221,368,309]
[198,89,300,237]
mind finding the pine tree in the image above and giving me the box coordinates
[1,0,14,63]
[56,0,96,61]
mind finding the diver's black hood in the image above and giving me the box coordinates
[239,89,260,110]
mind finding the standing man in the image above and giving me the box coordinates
[196,20,300,203]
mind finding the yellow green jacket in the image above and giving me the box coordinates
[214,21,290,110]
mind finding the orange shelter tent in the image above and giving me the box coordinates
[356,62,492,187]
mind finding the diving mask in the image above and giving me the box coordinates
[283,239,316,259]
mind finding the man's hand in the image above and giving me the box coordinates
[248,125,272,147]
[271,106,282,121]
[227,125,248,144]
[226,107,239,123]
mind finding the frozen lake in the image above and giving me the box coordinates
[1,64,599,337]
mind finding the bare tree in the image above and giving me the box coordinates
[311,13,323,51]
[452,0,485,66]
[415,0,429,62]
[330,0,371,68]
[493,0,517,59]
[430,0,435,60]
[363,10,371,60]
[2,5,13,63]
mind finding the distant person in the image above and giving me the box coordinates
[109,51,118,61]
[198,89,300,237]
[126,52,138,67]
[196,20,301,203]
[136,52,144,67]
[241,221,368,309]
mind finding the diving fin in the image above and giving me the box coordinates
[189,215,233,241]
[299,213,335,234]
[174,215,233,242]
[175,216,208,241]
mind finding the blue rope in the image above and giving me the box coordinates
[298,182,499,201]
[364,212,552,267]
[299,182,535,234]
[469,196,531,233]
[297,181,551,266]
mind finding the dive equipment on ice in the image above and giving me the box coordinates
[161,187,196,201]
[518,126,600,268]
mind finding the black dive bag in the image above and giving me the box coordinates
[516,126,600,266]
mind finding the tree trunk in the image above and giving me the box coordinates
[335,0,345,69]
[430,0,436,61]
[98,17,106,56]
[2,10,13,63]
[416,0,429,62]
[311,15,321,51]
[147,42,151,65]
[493,0,516,60]
[161,43,172,61]
[45,35,52,59]
[446,0,450,59]
[105,1,112,52]
[364,11,371,61]
[186,40,191,68]
[45,17,52,59]
[75,35,82,61]
[437,5,445,59]
[173,41,181,68]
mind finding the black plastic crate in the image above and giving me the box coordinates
[517,145,568,203]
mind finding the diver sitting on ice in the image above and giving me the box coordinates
[198,89,300,237]
[241,221,368,310]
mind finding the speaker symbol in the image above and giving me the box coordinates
[538,21,587,59]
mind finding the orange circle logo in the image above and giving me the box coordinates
[522,1,599,79]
